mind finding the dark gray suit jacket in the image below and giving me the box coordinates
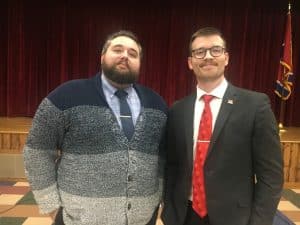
[161,83,283,225]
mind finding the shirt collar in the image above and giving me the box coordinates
[101,73,134,98]
[196,78,228,100]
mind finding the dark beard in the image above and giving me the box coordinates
[102,62,138,85]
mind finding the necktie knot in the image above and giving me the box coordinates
[115,90,128,99]
[202,94,214,104]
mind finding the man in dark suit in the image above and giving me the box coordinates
[161,27,283,225]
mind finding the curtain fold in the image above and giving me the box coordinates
[0,0,299,126]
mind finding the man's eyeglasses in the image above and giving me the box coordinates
[191,46,225,59]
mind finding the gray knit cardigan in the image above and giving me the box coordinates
[23,73,167,225]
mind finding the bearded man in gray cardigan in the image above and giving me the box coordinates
[23,30,167,225]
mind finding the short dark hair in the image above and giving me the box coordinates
[101,30,143,58]
[189,27,227,55]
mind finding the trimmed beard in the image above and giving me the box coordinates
[102,61,139,85]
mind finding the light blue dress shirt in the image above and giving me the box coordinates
[101,74,141,128]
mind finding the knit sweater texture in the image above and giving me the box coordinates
[23,73,167,225]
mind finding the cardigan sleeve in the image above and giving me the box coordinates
[23,98,65,214]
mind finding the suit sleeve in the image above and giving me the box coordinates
[162,107,179,206]
[23,98,65,214]
[248,94,283,225]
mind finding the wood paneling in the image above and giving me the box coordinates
[0,133,28,153]
[0,117,31,154]
[282,142,300,183]
[280,127,300,185]
[1,117,300,184]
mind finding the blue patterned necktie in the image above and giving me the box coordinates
[115,90,134,140]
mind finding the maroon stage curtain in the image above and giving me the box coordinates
[0,0,299,126]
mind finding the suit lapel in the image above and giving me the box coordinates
[184,93,197,166]
[207,84,237,158]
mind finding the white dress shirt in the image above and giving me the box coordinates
[190,78,228,200]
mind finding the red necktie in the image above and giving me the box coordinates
[192,94,214,217]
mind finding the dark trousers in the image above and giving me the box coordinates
[53,206,159,225]
[53,207,64,225]
[183,201,210,225]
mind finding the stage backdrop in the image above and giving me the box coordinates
[0,0,299,126]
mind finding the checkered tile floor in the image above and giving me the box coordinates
[280,189,300,225]
[0,181,164,225]
[0,181,299,225]
[0,181,52,225]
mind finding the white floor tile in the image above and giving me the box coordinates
[278,201,300,211]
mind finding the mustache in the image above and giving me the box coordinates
[199,60,218,67]
[117,59,129,67]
